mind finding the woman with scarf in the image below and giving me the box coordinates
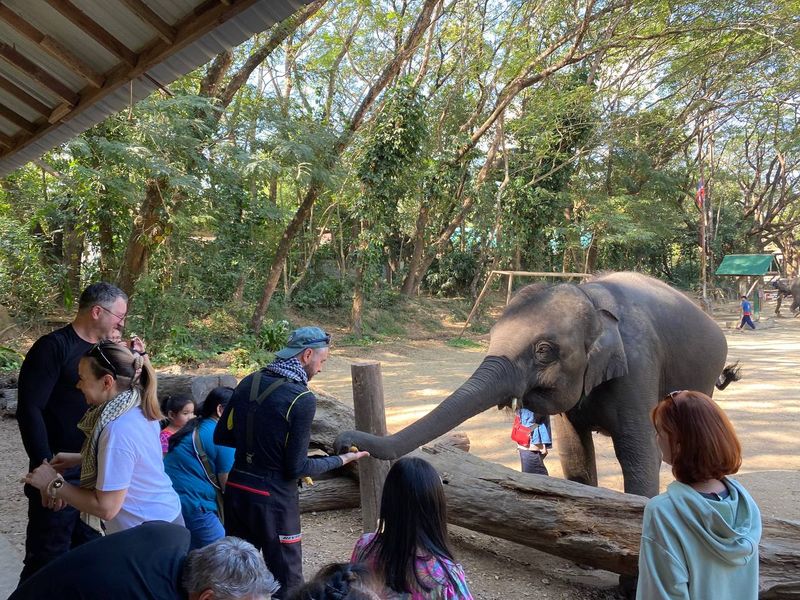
[23,341,182,534]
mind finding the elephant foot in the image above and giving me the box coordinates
[618,574,637,600]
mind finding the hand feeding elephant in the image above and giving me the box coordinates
[334,272,740,498]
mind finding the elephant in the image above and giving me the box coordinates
[773,278,800,316]
[335,272,740,498]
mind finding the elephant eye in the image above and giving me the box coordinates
[534,342,557,363]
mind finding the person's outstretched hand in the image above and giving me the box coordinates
[339,450,370,466]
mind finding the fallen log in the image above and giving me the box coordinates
[299,477,360,513]
[156,373,238,406]
[413,442,800,598]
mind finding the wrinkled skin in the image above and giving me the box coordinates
[335,272,733,497]
[773,278,800,316]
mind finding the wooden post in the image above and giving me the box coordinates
[351,361,391,533]
[506,273,514,305]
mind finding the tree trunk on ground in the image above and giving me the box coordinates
[156,374,239,405]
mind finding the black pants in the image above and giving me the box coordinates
[224,470,302,599]
[19,471,101,584]
[519,449,549,475]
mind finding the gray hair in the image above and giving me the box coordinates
[78,282,128,311]
[183,537,280,599]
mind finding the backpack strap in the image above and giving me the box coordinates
[193,425,224,523]
[245,371,288,465]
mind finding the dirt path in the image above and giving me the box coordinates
[0,304,797,598]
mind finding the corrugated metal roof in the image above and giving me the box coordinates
[715,254,780,276]
[0,0,309,177]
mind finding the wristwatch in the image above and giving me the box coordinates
[48,474,65,499]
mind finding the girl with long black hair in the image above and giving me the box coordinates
[350,457,473,599]
[164,387,235,549]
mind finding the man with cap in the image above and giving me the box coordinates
[215,326,368,598]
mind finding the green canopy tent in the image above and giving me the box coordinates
[715,254,782,314]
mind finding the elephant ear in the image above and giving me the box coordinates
[582,292,629,396]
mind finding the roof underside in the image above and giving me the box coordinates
[0,0,308,177]
[715,254,779,276]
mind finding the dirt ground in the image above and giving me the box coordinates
[0,301,798,598]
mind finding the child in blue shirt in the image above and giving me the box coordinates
[737,295,756,330]
[515,407,552,475]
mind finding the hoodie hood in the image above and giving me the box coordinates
[666,477,762,566]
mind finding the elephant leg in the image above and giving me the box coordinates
[611,423,661,498]
[552,413,597,486]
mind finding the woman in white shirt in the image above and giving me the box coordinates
[24,341,181,534]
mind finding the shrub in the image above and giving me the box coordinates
[292,277,348,309]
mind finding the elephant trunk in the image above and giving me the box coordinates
[335,356,519,460]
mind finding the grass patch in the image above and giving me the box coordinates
[446,337,482,349]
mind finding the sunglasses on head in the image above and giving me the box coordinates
[663,390,686,401]
[307,333,331,346]
[89,344,117,379]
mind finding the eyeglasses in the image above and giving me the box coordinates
[306,333,331,346]
[98,305,127,321]
[663,390,686,401]
[89,344,117,379]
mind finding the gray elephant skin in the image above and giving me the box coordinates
[773,277,800,315]
[335,272,739,498]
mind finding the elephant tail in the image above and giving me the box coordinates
[715,362,741,390]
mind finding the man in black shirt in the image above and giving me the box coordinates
[9,521,279,600]
[215,326,368,598]
[16,282,131,582]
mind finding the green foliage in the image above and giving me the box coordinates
[0,346,23,373]
[425,250,479,297]
[446,338,482,349]
[0,212,59,317]
[292,278,349,309]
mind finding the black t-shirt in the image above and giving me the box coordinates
[16,324,92,469]
[9,521,190,600]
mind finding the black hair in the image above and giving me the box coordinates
[287,563,378,600]
[358,457,457,594]
[161,394,194,418]
[167,387,233,452]
[78,282,127,311]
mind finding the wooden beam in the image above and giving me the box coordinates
[0,104,37,134]
[0,131,13,149]
[45,0,139,66]
[1,0,268,166]
[0,5,104,87]
[118,0,176,45]
[0,43,79,105]
[47,102,71,124]
[0,74,51,116]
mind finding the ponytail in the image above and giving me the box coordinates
[136,354,162,421]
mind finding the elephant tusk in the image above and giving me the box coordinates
[511,397,518,411]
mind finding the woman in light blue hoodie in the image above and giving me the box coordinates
[636,390,761,600]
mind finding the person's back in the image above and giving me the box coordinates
[636,390,761,600]
[350,457,473,600]
[9,521,190,600]
[638,478,760,600]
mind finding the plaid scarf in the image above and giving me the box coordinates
[77,388,140,532]
[265,357,308,385]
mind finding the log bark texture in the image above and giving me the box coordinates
[299,476,360,513]
[156,374,238,406]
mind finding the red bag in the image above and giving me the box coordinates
[510,413,532,446]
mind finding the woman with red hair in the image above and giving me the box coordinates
[636,390,761,600]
